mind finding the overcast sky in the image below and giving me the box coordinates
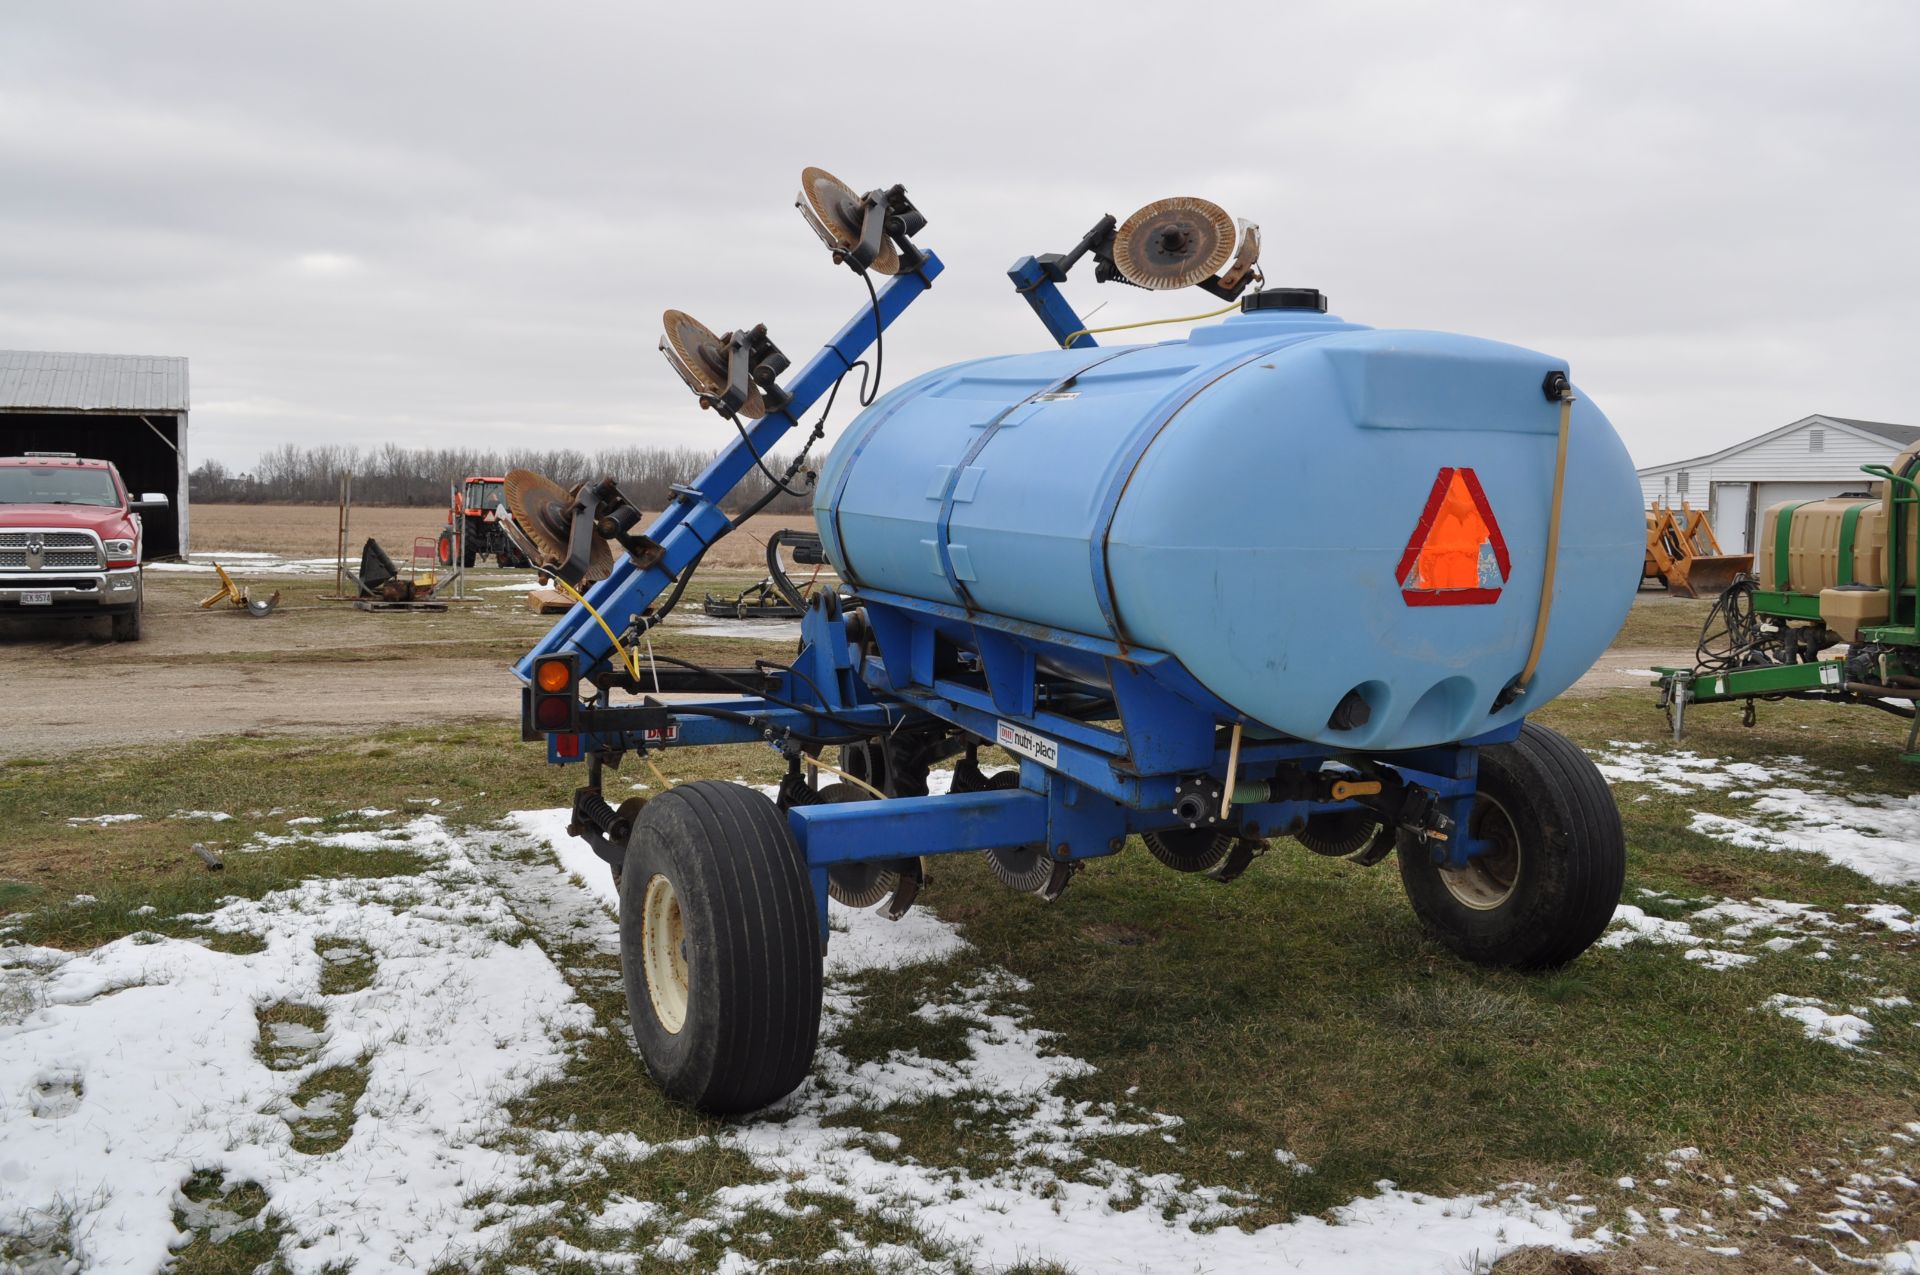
[2,2,1915,472]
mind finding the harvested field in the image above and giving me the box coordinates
[189,503,816,571]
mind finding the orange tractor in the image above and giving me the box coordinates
[437,476,532,569]
[1642,499,1753,598]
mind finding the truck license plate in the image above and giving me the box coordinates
[20,591,51,606]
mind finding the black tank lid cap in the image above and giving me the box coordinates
[1241,288,1328,314]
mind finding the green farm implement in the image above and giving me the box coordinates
[1654,445,1920,764]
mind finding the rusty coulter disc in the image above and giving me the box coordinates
[504,468,612,578]
[1112,196,1237,290]
[797,166,901,276]
[661,309,765,421]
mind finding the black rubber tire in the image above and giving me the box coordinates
[110,596,142,642]
[461,534,477,569]
[619,781,822,1113]
[437,530,454,567]
[1397,722,1624,970]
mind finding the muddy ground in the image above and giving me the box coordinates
[0,506,1696,758]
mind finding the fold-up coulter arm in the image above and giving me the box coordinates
[515,254,944,683]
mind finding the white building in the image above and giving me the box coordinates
[1636,414,1918,554]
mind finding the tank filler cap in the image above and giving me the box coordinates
[1241,288,1328,314]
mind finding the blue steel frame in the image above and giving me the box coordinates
[1006,255,1098,350]
[514,252,946,681]
[519,244,1509,944]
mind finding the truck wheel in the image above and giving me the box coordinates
[437,530,453,567]
[1397,722,1623,970]
[619,781,822,1113]
[110,598,142,642]
[462,534,477,569]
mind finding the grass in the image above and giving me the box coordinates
[0,722,572,922]
[171,1171,287,1275]
[283,1062,372,1154]
[0,838,426,951]
[317,937,376,994]
[6,682,1920,1269]
[1612,590,1715,651]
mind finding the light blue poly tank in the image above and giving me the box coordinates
[813,302,1644,751]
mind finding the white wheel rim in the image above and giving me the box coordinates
[1438,793,1522,912]
[641,874,689,1034]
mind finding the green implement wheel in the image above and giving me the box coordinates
[1397,722,1624,969]
[620,781,822,1113]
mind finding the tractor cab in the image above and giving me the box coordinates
[457,477,507,521]
[439,476,530,569]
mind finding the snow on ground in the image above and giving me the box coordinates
[15,741,1916,1273]
[147,555,343,576]
[1590,742,1920,1069]
[1597,742,1920,886]
[665,615,803,641]
[1593,743,1798,796]
[1590,1125,1920,1261]
[505,801,1598,1274]
[1858,903,1920,933]
[1765,994,1876,1049]
[1595,888,1920,1056]
[1690,795,1920,886]
[1599,893,1844,968]
[0,816,593,1275]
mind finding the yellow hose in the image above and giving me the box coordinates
[1059,298,1243,350]
[804,754,889,802]
[546,575,641,681]
[1512,391,1575,698]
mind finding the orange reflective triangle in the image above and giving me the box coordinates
[1396,467,1510,606]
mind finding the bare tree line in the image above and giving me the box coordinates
[190,443,814,514]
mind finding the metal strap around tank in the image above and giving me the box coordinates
[1773,500,1812,592]
[930,349,1136,609]
[1837,501,1865,588]
[1087,337,1318,645]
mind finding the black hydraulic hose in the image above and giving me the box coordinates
[857,268,883,406]
[640,651,882,733]
[625,271,884,654]
[663,702,877,748]
[633,539,706,635]
[765,530,812,613]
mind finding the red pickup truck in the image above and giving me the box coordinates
[0,452,167,641]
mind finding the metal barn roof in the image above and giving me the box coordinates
[1637,413,1914,476]
[1825,417,1920,446]
[0,349,189,413]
